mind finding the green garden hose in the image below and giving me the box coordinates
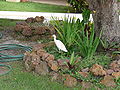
[0,33,32,76]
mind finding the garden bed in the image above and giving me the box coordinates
[0,17,120,89]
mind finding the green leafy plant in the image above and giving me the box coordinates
[112,51,120,54]
[100,39,109,49]
[69,51,79,67]
[100,39,120,51]
[82,9,91,23]
[64,52,78,70]
[75,24,101,59]
[51,17,81,52]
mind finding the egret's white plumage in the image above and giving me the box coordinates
[52,35,68,52]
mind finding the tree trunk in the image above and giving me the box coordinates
[86,0,120,43]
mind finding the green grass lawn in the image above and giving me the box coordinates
[0,1,74,13]
[0,61,71,90]
[0,19,18,27]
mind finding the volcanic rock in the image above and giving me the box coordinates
[34,26,47,35]
[112,72,120,79]
[42,53,54,62]
[45,54,54,62]
[22,26,32,36]
[31,54,40,66]
[50,72,63,82]
[34,16,44,23]
[105,69,114,75]
[48,60,58,71]
[25,17,35,23]
[110,61,119,68]
[78,72,89,78]
[63,74,77,87]
[24,52,32,71]
[81,67,89,72]
[57,59,69,66]
[15,25,24,32]
[100,75,116,87]
[90,64,106,76]
[81,81,93,89]
[109,61,119,71]
[36,49,46,57]
[57,59,69,70]
[16,21,28,26]
[35,61,49,75]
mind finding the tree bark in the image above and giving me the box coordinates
[86,0,120,43]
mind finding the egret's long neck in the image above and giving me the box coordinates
[54,37,56,41]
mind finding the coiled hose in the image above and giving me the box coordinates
[0,33,32,76]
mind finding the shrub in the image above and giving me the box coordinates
[67,0,89,13]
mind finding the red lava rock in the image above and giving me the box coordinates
[45,54,54,62]
[81,81,93,89]
[63,74,77,87]
[31,54,40,66]
[100,75,116,87]
[49,72,63,83]
[51,73,59,81]
[112,72,120,79]
[24,51,40,72]
[105,69,114,75]
[30,51,37,56]
[22,26,32,36]
[24,52,32,71]
[81,67,89,72]
[48,61,58,71]
[16,21,28,26]
[34,16,44,23]
[57,59,69,66]
[114,68,120,72]
[42,53,50,60]
[78,72,89,78]
[109,61,120,71]
[25,17,35,23]
[23,51,31,61]
[110,61,119,68]
[15,25,25,32]
[57,59,69,70]
[90,64,106,76]
[34,26,47,35]
[36,49,46,57]
[35,61,49,75]
[49,72,60,81]
[42,53,54,62]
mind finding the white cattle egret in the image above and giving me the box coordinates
[52,35,68,52]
